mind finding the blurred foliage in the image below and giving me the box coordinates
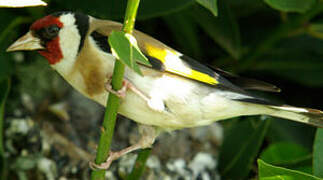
[0,79,10,179]
[219,118,270,179]
[264,0,317,13]
[196,0,218,16]
[53,0,195,20]
[1,0,323,179]
[314,129,323,178]
[258,159,322,180]
[260,142,312,174]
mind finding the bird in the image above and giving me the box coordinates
[7,11,323,169]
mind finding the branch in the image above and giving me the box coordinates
[90,0,141,179]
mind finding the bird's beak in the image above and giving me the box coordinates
[6,31,45,52]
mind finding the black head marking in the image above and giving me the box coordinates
[51,11,70,17]
[73,12,89,52]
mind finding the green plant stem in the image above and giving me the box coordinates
[126,149,152,180]
[237,2,323,72]
[122,0,140,34]
[0,79,10,156]
[90,0,141,179]
[90,63,125,180]
[0,78,11,180]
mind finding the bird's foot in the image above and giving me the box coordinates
[105,75,166,112]
[105,76,131,99]
[89,151,116,170]
[89,125,158,170]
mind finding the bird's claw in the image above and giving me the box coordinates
[105,76,129,99]
[89,151,118,170]
[105,75,166,112]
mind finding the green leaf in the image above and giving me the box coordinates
[130,36,150,66]
[55,0,194,20]
[219,118,271,179]
[260,141,313,174]
[108,31,150,75]
[191,0,241,59]
[261,176,294,180]
[263,0,317,13]
[249,35,323,87]
[196,0,218,16]
[314,128,323,178]
[260,142,310,165]
[266,118,316,150]
[258,159,322,180]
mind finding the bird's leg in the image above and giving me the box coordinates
[104,76,129,99]
[90,125,159,170]
[105,75,149,100]
[105,76,166,112]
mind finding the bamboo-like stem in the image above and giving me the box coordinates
[126,149,152,180]
[90,0,141,179]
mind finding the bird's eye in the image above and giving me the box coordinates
[41,25,60,40]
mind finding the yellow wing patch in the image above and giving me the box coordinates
[144,43,218,85]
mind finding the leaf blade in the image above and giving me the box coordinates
[108,31,150,75]
[258,159,321,180]
[260,142,310,165]
[196,0,218,16]
[264,0,317,13]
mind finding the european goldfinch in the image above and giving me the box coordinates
[7,12,323,168]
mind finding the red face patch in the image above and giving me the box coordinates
[30,15,63,31]
[38,37,63,65]
[31,15,64,65]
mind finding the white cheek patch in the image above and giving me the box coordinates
[59,13,76,26]
[59,25,80,61]
[51,14,81,75]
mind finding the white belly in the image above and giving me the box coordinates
[94,65,258,129]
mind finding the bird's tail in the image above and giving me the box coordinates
[266,105,323,127]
